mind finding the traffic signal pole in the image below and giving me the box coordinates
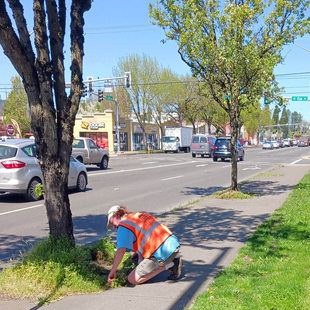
[66,73,131,154]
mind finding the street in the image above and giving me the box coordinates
[0,146,310,262]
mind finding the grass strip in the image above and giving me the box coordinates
[0,237,134,305]
[190,172,310,310]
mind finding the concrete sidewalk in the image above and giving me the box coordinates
[1,163,309,310]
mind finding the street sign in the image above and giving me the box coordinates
[6,124,15,135]
[291,96,308,101]
[106,95,113,101]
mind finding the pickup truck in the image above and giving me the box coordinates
[72,137,109,170]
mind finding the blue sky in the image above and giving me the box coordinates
[0,1,310,121]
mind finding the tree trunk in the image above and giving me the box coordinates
[0,0,91,243]
[207,121,212,135]
[44,166,73,242]
[230,110,239,191]
[40,146,73,242]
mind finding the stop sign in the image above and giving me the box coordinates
[6,124,15,135]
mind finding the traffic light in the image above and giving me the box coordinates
[81,84,87,97]
[87,76,94,92]
[124,72,131,88]
[264,95,269,105]
[98,90,103,102]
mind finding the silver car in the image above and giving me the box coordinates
[0,139,88,201]
[191,135,216,158]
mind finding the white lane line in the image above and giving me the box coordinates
[88,161,198,177]
[142,162,156,165]
[242,166,261,171]
[0,204,43,217]
[290,159,303,165]
[161,175,183,181]
[195,164,208,167]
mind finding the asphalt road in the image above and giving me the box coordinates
[0,145,310,262]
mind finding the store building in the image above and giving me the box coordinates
[74,110,177,152]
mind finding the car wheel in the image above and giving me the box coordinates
[213,156,218,162]
[25,178,42,201]
[192,153,196,158]
[164,151,168,154]
[221,158,225,162]
[100,156,109,170]
[76,172,87,192]
[201,154,205,158]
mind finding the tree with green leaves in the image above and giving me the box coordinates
[279,106,289,138]
[113,54,161,150]
[291,110,302,134]
[3,76,31,137]
[0,0,91,243]
[272,105,281,125]
[241,103,260,138]
[150,0,310,190]
[148,67,180,143]
[169,76,202,133]
[271,105,281,135]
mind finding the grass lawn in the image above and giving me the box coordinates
[190,172,310,309]
[0,237,134,305]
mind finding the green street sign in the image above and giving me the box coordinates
[105,95,114,101]
[292,96,308,101]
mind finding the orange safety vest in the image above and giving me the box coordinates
[119,212,173,259]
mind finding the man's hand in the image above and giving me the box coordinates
[108,268,116,285]
[107,248,127,285]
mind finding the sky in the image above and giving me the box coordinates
[0,1,310,121]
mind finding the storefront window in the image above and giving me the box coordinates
[80,132,109,149]
[113,132,128,151]
[132,133,158,150]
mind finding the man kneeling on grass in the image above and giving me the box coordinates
[107,205,182,285]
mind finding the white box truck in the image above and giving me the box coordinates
[163,127,192,153]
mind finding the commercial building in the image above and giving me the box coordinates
[73,110,177,152]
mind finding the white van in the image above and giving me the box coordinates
[191,134,216,158]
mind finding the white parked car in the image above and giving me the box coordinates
[271,141,279,149]
[0,139,88,201]
[262,141,274,150]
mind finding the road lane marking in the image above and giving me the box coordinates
[290,159,303,165]
[142,162,156,164]
[88,161,198,177]
[195,164,208,167]
[242,166,261,171]
[0,204,43,217]
[161,175,183,181]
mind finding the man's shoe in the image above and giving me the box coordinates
[168,257,182,280]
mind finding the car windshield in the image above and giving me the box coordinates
[163,136,177,143]
[0,145,17,159]
[215,139,230,146]
[192,136,200,143]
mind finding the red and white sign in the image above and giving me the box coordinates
[6,124,15,135]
